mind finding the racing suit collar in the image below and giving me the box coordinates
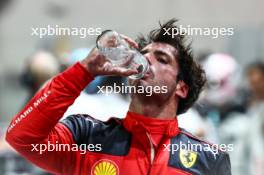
[123,111,179,137]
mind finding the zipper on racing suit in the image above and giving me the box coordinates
[146,133,155,175]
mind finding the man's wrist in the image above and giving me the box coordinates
[80,60,96,78]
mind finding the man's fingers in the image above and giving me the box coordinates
[120,34,139,49]
[110,67,138,76]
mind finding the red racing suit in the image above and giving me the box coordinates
[6,62,231,175]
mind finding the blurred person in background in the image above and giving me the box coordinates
[199,53,245,122]
[246,61,264,175]
[21,51,60,101]
[197,53,250,175]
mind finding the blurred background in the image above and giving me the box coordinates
[0,0,264,174]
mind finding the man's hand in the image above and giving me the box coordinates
[81,35,139,77]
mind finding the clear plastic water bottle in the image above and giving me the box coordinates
[96,30,149,79]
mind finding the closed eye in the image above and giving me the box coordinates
[157,57,168,64]
[155,51,170,64]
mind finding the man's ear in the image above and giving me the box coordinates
[175,80,189,98]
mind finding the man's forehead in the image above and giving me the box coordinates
[143,42,177,55]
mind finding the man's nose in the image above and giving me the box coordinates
[144,53,154,65]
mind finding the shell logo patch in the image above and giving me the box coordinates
[91,159,119,175]
[179,149,198,168]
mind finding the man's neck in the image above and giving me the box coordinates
[128,96,178,120]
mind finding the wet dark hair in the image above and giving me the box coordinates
[136,18,206,115]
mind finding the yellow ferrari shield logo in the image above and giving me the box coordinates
[179,149,198,168]
[91,159,119,175]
